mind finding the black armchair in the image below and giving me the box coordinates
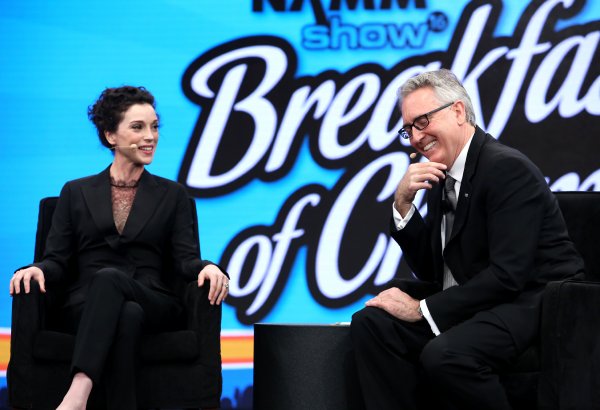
[537,191,600,409]
[8,196,222,409]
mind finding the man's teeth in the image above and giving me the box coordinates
[424,141,437,151]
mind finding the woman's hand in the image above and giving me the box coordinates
[10,266,46,295]
[197,264,229,305]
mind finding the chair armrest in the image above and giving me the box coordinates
[10,281,45,357]
[182,281,222,367]
[8,281,45,407]
[538,279,600,409]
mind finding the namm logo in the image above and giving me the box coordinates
[252,0,447,50]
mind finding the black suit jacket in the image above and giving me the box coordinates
[391,127,584,350]
[34,166,213,308]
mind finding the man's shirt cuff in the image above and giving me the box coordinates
[392,202,416,231]
[420,299,441,336]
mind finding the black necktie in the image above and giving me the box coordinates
[444,175,457,245]
[442,174,458,289]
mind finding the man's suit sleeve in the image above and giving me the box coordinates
[390,202,438,283]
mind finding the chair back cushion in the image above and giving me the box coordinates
[34,197,58,262]
[555,191,600,281]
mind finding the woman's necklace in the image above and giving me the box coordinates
[110,176,139,188]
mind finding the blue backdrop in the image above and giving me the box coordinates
[2,0,599,408]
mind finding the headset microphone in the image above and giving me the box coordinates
[110,144,138,150]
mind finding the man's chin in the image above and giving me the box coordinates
[423,152,438,162]
[425,151,448,166]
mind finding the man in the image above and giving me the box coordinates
[350,69,584,409]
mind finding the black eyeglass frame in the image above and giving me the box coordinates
[398,101,455,140]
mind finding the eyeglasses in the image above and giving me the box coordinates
[398,101,455,140]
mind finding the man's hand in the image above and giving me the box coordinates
[394,161,447,217]
[197,264,229,305]
[365,287,422,322]
[10,266,46,295]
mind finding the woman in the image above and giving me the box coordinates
[9,86,228,409]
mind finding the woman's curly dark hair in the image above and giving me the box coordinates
[88,86,156,148]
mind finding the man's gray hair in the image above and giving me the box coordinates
[398,69,476,126]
